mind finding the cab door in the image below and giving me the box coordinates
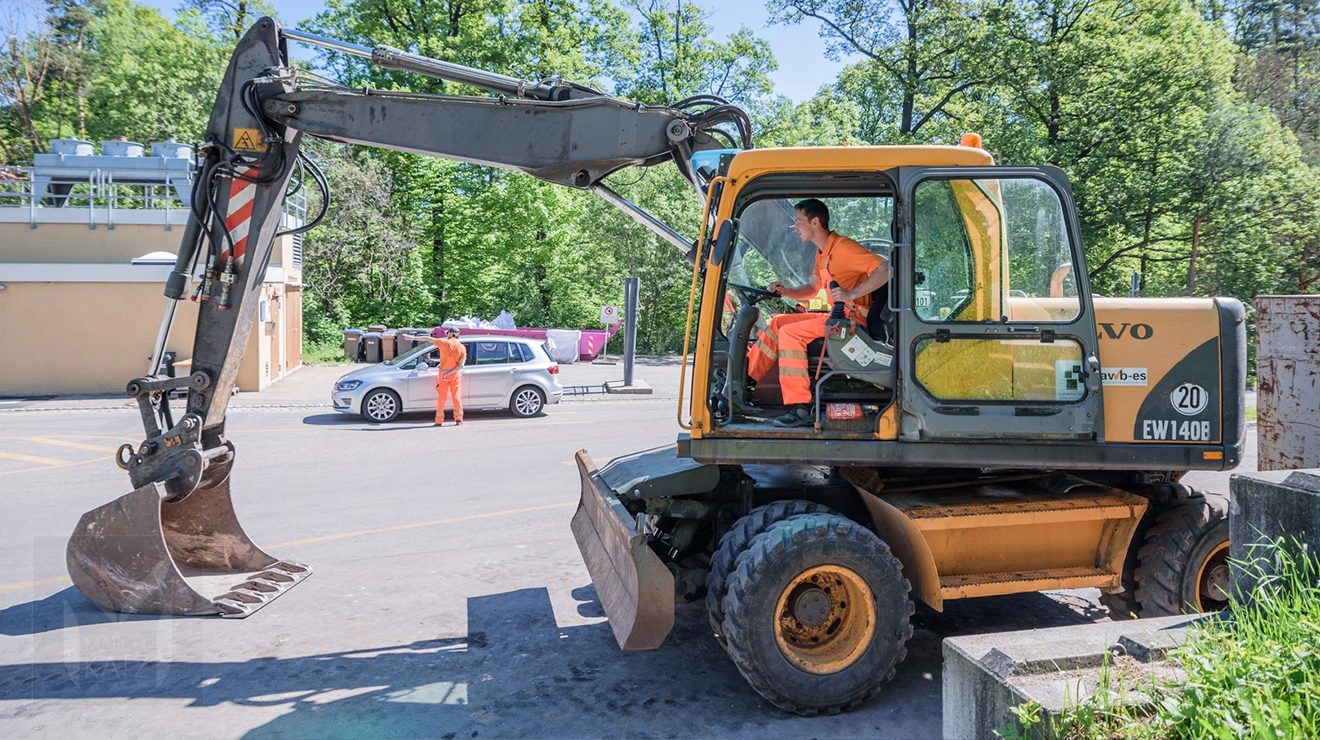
[894,166,1103,440]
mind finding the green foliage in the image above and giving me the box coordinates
[1001,539,1320,739]
[7,0,1319,358]
[81,1,229,145]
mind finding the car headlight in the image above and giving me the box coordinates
[335,379,362,391]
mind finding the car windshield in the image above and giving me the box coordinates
[386,342,432,366]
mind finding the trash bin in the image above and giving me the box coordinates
[367,323,387,334]
[343,328,364,360]
[382,330,397,361]
[397,329,422,356]
[363,332,383,363]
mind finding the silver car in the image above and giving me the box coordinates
[332,335,564,422]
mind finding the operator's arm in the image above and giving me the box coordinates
[768,275,823,301]
[832,262,890,303]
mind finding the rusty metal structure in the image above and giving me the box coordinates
[1255,295,1320,470]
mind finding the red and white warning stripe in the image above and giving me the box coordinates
[219,167,258,267]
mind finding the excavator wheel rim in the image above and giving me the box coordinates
[1194,541,1231,612]
[773,564,875,675]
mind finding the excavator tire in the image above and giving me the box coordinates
[720,513,913,716]
[1099,483,1181,620]
[706,500,837,647]
[1133,494,1231,616]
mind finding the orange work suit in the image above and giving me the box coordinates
[748,232,885,406]
[427,336,467,423]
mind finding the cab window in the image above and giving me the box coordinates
[913,177,1079,323]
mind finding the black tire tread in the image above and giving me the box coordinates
[705,500,836,645]
[721,513,913,716]
[1100,483,1184,620]
[1133,493,1228,616]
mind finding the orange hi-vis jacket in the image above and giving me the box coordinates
[430,336,467,372]
[814,231,886,317]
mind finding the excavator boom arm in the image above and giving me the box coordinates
[66,16,747,619]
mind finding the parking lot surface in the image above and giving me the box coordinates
[0,362,1255,738]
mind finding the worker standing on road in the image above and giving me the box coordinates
[421,327,467,426]
[749,199,890,428]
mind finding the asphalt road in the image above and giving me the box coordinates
[0,372,1257,739]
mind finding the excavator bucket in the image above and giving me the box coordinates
[66,477,310,617]
[570,450,675,650]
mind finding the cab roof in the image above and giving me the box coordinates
[725,145,994,182]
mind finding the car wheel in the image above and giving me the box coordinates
[361,388,401,423]
[510,385,546,417]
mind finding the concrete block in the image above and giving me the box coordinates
[604,379,652,395]
[942,614,1209,740]
[1230,470,1320,598]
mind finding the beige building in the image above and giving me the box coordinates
[0,139,303,396]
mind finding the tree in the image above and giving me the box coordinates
[181,0,279,41]
[1,0,57,163]
[768,0,984,140]
[80,1,229,145]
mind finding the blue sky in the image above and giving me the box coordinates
[139,0,853,103]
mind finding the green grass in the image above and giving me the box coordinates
[1002,539,1320,739]
[303,339,354,366]
[1247,405,1257,422]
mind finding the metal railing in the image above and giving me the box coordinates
[0,168,190,229]
[0,167,307,234]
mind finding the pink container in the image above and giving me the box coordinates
[432,323,620,361]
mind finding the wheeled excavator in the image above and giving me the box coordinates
[67,18,1246,716]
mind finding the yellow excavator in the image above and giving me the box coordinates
[65,19,1244,716]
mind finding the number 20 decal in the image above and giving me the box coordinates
[1171,382,1209,416]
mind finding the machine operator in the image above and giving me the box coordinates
[749,199,891,428]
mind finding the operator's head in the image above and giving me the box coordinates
[445,327,460,338]
[793,199,830,243]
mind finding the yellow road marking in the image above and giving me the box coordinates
[0,502,577,593]
[0,435,130,441]
[0,451,73,466]
[18,437,120,453]
[0,455,112,477]
[0,576,71,593]
[265,502,574,549]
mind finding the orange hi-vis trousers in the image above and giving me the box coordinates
[435,371,463,423]
[748,312,830,406]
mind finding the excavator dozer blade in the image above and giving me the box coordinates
[66,478,310,618]
[570,450,674,650]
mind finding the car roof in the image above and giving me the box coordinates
[456,334,537,344]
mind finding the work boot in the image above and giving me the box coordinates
[772,405,813,428]
[455,420,463,426]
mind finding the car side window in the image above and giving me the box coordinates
[474,341,510,365]
[463,342,476,365]
[400,348,435,370]
[513,343,532,363]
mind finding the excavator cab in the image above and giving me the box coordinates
[696,158,1105,442]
